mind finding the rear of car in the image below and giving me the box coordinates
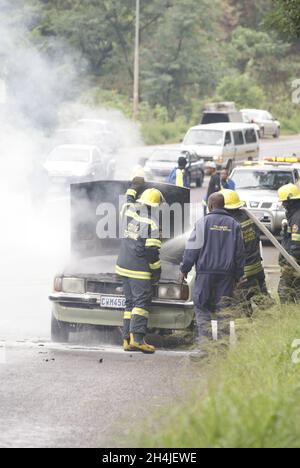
[231,164,299,233]
[241,109,280,138]
[201,111,243,125]
[144,148,204,187]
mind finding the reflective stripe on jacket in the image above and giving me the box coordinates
[116,201,161,280]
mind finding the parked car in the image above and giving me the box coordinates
[240,109,281,138]
[44,145,115,185]
[144,148,205,187]
[49,181,194,343]
[181,123,260,172]
[230,163,300,233]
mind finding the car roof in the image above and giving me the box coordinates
[187,123,257,131]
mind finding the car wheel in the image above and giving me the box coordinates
[273,128,280,139]
[51,313,70,343]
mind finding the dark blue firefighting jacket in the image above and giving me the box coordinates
[181,209,245,279]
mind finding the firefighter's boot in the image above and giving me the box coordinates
[123,339,131,352]
[130,333,155,354]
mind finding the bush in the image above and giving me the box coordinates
[140,306,300,448]
[216,74,266,109]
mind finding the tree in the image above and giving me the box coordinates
[141,0,224,118]
[216,74,265,108]
[266,0,300,38]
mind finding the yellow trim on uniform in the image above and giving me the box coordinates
[124,311,132,320]
[240,219,254,229]
[116,265,152,280]
[176,169,184,188]
[149,260,161,270]
[132,307,149,319]
[292,233,300,242]
[125,210,158,231]
[145,238,162,248]
[126,189,137,198]
[244,261,263,278]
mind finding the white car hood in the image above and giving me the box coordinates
[237,189,277,204]
[181,144,222,157]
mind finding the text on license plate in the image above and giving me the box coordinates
[100,296,126,309]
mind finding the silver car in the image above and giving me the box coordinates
[241,109,280,138]
[230,164,300,233]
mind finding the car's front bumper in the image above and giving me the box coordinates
[50,293,195,330]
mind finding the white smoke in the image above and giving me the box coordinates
[0,2,143,340]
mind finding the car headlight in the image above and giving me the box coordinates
[62,277,86,294]
[158,283,189,301]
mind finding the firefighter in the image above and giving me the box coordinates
[180,192,245,354]
[277,183,300,304]
[116,187,163,354]
[222,189,273,315]
[168,156,189,188]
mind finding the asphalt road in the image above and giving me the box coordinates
[0,135,296,448]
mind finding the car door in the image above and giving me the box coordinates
[233,130,246,164]
[263,112,274,136]
[187,152,199,182]
[222,131,235,168]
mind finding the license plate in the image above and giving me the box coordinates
[100,295,126,309]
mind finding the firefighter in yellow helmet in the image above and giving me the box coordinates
[278,183,300,304]
[222,189,273,315]
[116,185,163,354]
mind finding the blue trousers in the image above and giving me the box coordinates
[193,273,235,341]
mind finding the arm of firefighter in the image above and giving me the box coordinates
[290,223,300,261]
[145,236,162,280]
[180,222,203,274]
[126,176,146,204]
[234,225,246,281]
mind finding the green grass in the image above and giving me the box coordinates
[139,306,300,448]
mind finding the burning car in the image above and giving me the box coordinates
[49,181,194,343]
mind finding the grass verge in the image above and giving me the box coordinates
[139,306,300,448]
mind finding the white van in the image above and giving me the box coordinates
[181,123,260,171]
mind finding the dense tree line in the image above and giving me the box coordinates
[1,0,300,135]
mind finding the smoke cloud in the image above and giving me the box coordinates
[0,1,143,340]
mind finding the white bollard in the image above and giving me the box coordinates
[230,321,237,346]
[211,320,218,341]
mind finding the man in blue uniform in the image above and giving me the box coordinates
[168,156,189,188]
[180,192,245,349]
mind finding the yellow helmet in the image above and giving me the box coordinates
[222,189,245,210]
[137,188,163,207]
[278,183,300,202]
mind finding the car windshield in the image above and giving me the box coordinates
[232,170,294,190]
[49,148,91,163]
[150,151,182,162]
[184,129,223,146]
